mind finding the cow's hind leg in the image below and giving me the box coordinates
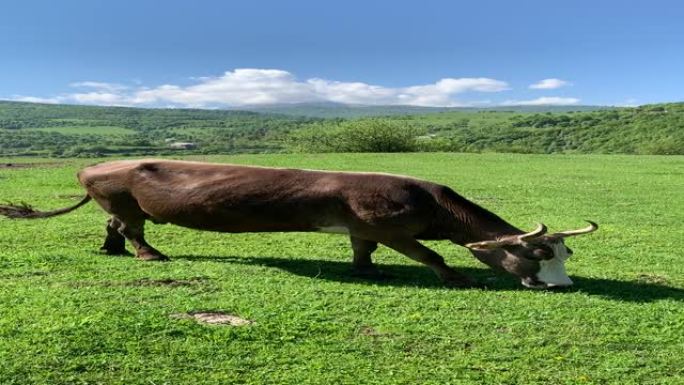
[350,236,381,276]
[380,237,479,288]
[115,216,168,261]
[100,217,131,256]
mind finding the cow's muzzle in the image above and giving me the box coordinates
[521,277,573,290]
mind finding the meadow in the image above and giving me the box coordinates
[1,153,683,384]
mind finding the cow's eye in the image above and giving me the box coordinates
[532,247,553,260]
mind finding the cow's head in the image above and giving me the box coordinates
[465,221,598,289]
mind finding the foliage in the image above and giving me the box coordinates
[0,101,315,157]
[237,102,608,118]
[1,101,684,156]
[289,119,421,153]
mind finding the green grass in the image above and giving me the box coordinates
[1,153,683,385]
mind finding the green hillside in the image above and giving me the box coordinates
[395,103,684,154]
[0,100,682,156]
[235,102,608,118]
[0,101,315,157]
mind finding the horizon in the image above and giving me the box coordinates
[2,0,683,109]
[0,98,628,111]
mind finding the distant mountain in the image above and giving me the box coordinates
[235,102,610,118]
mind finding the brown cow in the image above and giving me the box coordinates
[0,159,597,289]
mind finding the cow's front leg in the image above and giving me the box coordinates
[350,236,378,273]
[116,217,168,261]
[350,236,392,279]
[100,217,131,256]
[381,237,480,288]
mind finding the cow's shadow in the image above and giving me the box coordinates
[176,254,684,303]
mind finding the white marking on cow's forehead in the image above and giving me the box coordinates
[535,242,573,287]
[318,226,349,235]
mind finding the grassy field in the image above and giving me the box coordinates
[1,153,683,384]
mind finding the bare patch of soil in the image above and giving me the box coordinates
[127,277,209,287]
[0,162,64,169]
[67,277,209,288]
[56,194,87,200]
[171,311,254,326]
[636,273,669,285]
[0,270,49,279]
[358,325,390,338]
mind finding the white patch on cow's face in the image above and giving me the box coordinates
[318,226,349,235]
[526,242,573,288]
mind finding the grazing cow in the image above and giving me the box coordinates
[0,159,597,289]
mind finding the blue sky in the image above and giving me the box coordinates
[2,0,683,108]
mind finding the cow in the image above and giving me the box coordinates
[0,159,597,289]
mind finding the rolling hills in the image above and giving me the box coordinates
[0,100,682,156]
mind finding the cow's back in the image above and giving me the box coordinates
[78,159,443,236]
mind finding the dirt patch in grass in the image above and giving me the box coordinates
[358,325,392,339]
[0,162,64,169]
[636,273,669,285]
[127,277,209,287]
[56,193,87,200]
[0,270,49,279]
[66,277,210,288]
[171,311,254,326]
[359,325,381,336]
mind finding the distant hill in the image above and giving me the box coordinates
[235,102,609,118]
[0,100,290,127]
[0,100,609,122]
[0,100,682,156]
[0,100,314,157]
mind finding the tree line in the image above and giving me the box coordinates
[1,101,682,157]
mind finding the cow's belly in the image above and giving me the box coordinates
[164,214,320,233]
[134,191,342,234]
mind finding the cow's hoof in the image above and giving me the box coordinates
[351,266,394,280]
[136,252,169,262]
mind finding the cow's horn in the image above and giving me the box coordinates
[517,223,548,242]
[464,238,510,250]
[550,220,598,238]
[465,223,548,250]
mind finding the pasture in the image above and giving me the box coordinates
[1,153,683,384]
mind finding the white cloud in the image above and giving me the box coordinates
[501,97,580,106]
[529,78,570,90]
[69,81,129,92]
[9,68,510,108]
[10,95,61,104]
[70,92,131,105]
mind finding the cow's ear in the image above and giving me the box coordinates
[530,247,553,260]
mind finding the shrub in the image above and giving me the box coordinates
[639,139,684,155]
[289,119,421,153]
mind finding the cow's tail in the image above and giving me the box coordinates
[0,195,92,219]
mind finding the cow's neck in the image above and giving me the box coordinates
[444,197,522,245]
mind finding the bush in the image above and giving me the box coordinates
[639,139,684,155]
[289,119,421,153]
